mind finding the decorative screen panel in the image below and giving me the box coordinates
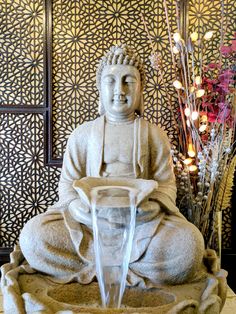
[188,0,236,67]
[0,0,44,106]
[0,113,61,247]
[51,0,179,158]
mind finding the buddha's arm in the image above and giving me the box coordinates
[58,127,87,205]
[149,124,179,214]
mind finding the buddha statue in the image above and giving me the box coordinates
[19,44,205,287]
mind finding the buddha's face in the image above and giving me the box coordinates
[100,65,142,120]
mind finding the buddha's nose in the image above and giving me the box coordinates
[114,80,125,95]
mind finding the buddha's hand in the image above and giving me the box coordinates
[136,200,161,223]
[68,198,92,226]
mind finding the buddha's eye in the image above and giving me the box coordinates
[125,76,137,84]
[103,76,114,84]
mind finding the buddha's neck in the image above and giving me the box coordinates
[105,112,135,124]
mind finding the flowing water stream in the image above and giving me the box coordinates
[91,186,137,308]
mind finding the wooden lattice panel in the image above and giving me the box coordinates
[0,113,61,247]
[51,0,179,158]
[188,0,236,68]
[0,0,44,106]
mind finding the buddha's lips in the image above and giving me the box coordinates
[113,101,127,107]
[113,97,127,103]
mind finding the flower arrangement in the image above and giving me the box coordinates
[142,1,236,255]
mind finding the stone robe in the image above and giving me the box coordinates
[19,116,205,286]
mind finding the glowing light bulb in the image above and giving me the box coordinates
[192,111,199,120]
[190,86,195,93]
[204,31,214,40]
[184,107,191,117]
[188,151,196,157]
[196,89,205,98]
[173,46,180,54]
[186,119,191,127]
[188,144,195,157]
[201,115,208,122]
[195,76,202,85]
[173,80,182,89]
[183,158,193,165]
[189,165,198,172]
[190,32,198,42]
[173,33,182,42]
[199,124,207,132]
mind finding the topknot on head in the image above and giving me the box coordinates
[96,44,146,91]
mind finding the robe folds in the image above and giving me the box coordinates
[55,115,179,214]
[19,116,205,286]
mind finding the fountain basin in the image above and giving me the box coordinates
[48,282,175,308]
[15,272,226,313]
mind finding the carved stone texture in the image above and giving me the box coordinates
[0,113,61,247]
[51,0,179,158]
[0,0,44,106]
[1,246,228,314]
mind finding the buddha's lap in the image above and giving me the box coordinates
[19,209,204,264]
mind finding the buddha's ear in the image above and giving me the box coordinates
[135,93,144,117]
[98,99,105,115]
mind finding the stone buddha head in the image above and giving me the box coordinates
[96,45,146,121]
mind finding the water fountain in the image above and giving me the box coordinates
[91,186,137,308]
[1,45,228,314]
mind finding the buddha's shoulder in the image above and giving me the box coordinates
[140,118,169,140]
[69,116,102,138]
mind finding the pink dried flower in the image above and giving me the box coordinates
[202,102,214,111]
[201,134,209,143]
[207,112,218,123]
[218,102,227,109]
[218,107,231,123]
[231,40,236,51]
[205,78,218,84]
[207,63,221,69]
[219,69,234,78]
[200,111,208,116]
[220,46,232,55]
[217,83,230,93]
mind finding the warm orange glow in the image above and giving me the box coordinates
[192,111,199,120]
[190,86,195,93]
[196,89,205,98]
[173,80,182,89]
[195,76,202,85]
[199,124,207,132]
[188,143,195,157]
[183,158,193,165]
[201,115,208,122]
[189,165,198,172]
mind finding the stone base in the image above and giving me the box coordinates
[1,246,228,314]
[14,271,226,314]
